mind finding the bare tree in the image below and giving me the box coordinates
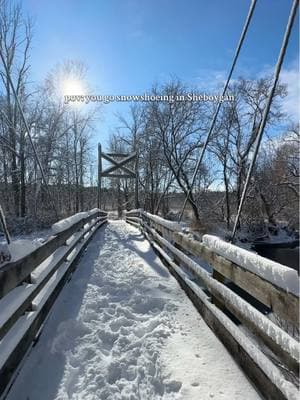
[209,77,287,231]
[146,80,209,220]
[253,125,299,229]
[0,0,33,217]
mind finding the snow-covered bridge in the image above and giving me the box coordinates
[0,210,299,400]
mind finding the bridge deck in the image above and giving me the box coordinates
[6,221,261,400]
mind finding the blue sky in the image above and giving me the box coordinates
[23,0,299,149]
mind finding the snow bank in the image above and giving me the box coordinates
[143,212,182,232]
[10,239,43,260]
[203,235,299,295]
[0,239,43,264]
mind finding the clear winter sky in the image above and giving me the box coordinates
[22,0,299,150]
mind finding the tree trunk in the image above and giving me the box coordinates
[20,131,26,217]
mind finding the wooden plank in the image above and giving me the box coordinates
[0,213,105,299]
[172,231,299,327]
[211,269,227,311]
[208,284,299,374]
[103,152,136,161]
[125,211,141,217]
[101,173,135,178]
[0,219,107,398]
[141,212,180,233]
[0,218,107,340]
[143,222,299,374]
[101,152,136,176]
[143,228,298,400]
[106,152,130,157]
[126,219,141,229]
[140,213,299,326]
[125,217,142,224]
[141,214,299,327]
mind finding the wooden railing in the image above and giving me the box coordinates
[0,209,107,398]
[126,210,299,400]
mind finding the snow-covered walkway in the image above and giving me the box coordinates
[6,221,261,400]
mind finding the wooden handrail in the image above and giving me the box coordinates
[138,211,299,326]
[125,210,300,400]
[0,212,106,299]
[0,210,108,397]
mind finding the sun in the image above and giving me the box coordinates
[62,77,86,96]
[60,77,87,108]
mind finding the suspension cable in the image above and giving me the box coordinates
[231,0,299,241]
[178,0,258,222]
[0,51,59,219]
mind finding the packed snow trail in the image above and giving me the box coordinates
[6,221,261,400]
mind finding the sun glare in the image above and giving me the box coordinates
[62,78,86,96]
[60,76,87,108]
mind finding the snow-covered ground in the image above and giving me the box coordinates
[0,226,51,264]
[6,221,261,400]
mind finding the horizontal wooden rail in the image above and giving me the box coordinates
[144,232,298,400]
[173,231,298,326]
[125,210,300,400]
[141,212,299,327]
[0,210,107,398]
[125,210,142,218]
[144,222,299,374]
[125,215,142,229]
[0,211,106,299]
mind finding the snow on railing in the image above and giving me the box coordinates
[51,209,107,234]
[126,210,182,232]
[125,208,143,215]
[125,210,300,400]
[0,209,108,398]
[202,234,299,296]
[143,212,182,232]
